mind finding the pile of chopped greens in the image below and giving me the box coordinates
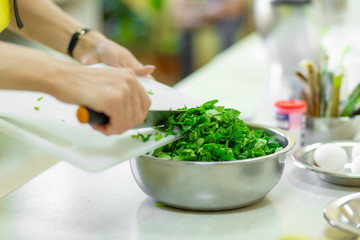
[143,100,283,162]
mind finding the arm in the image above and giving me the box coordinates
[0,40,151,135]
[8,0,84,55]
[8,0,155,75]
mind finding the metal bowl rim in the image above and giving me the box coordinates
[324,192,360,235]
[136,122,295,165]
[306,115,360,121]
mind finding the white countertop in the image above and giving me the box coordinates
[0,32,359,240]
[0,159,357,240]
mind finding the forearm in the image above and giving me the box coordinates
[8,0,86,55]
[0,40,69,95]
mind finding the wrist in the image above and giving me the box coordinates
[46,63,91,105]
[67,28,92,57]
[32,58,73,99]
[70,30,106,64]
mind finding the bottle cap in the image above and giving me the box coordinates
[275,99,306,109]
[275,99,306,114]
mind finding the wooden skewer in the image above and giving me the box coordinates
[296,71,313,116]
[300,60,317,116]
[301,91,312,116]
[314,70,321,117]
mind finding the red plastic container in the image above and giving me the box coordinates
[275,99,306,148]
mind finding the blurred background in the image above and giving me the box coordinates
[101,0,256,84]
[1,0,360,96]
[0,0,255,86]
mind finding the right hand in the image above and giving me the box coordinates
[53,64,151,135]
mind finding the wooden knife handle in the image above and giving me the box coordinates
[77,106,109,125]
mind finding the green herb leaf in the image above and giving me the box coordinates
[34,106,40,111]
[155,133,163,141]
[154,202,165,207]
[132,133,152,142]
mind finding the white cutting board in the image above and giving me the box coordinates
[0,65,202,172]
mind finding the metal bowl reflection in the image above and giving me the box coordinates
[324,192,360,235]
[130,123,294,211]
[304,116,360,146]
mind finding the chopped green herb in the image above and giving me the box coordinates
[154,202,165,207]
[148,99,283,161]
[34,106,40,111]
[147,89,154,95]
[154,133,163,141]
[131,133,152,142]
[37,96,43,101]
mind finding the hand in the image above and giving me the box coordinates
[53,63,151,135]
[72,30,155,77]
[1,41,151,135]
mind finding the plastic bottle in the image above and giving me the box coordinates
[275,99,306,150]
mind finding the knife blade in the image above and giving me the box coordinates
[77,106,185,129]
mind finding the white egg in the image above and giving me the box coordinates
[314,143,347,172]
[351,143,360,160]
[351,155,360,173]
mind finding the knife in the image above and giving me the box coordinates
[77,106,185,129]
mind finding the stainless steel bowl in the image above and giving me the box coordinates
[304,116,360,146]
[324,192,360,235]
[130,123,295,211]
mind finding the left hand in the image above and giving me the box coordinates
[72,30,155,77]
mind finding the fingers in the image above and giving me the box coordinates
[90,124,108,135]
[131,73,152,118]
[120,55,155,76]
[90,39,156,77]
[102,50,156,76]
[126,72,151,127]
[86,68,151,136]
[130,85,145,127]
[73,38,154,135]
[135,65,156,76]
[74,33,156,76]
[112,45,156,76]
[79,53,100,66]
